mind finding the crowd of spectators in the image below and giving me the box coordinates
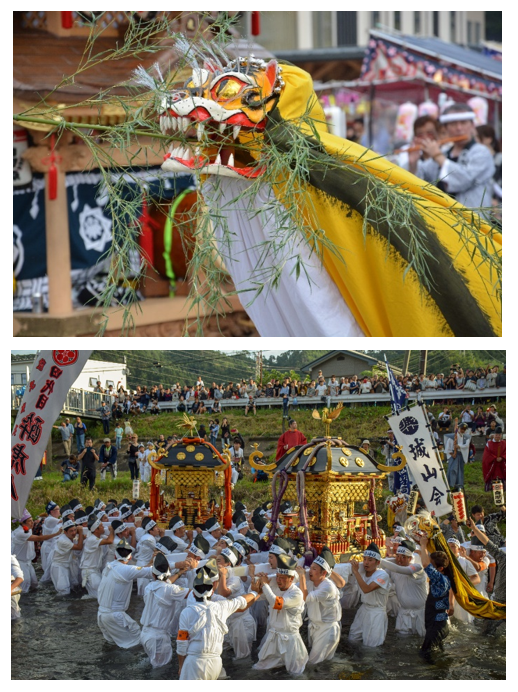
[88,362,505,420]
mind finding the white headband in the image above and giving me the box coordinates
[63,519,75,530]
[89,518,101,533]
[189,544,205,558]
[277,568,296,577]
[236,521,248,531]
[396,546,413,557]
[364,549,381,560]
[114,523,126,535]
[144,520,157,532]
[170,519,184,531]
[221,547,238,566]
[208,522,221,533]
[469,544,486,553]
[269,545,286,556]
[439,111,476,124]
[193,586,214,599]
[447,538,460,547]
[314,556,332,573]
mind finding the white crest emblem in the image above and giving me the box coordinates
[78,204,112,252]
[13,224,24,277]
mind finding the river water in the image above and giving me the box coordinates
[12,570,505,681]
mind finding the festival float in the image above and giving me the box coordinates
[147,415,233,529]
[248,404,408,561]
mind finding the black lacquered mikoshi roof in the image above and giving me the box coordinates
[274,441,384,476]
[158,438,227,468]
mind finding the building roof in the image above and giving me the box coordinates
[301,350,379,373]
[370,30,502,80]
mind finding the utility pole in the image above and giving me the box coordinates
[419,350,428,374]
[402,350,411,375]
[255,350,263,384]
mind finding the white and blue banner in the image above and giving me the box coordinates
[387,404,452,517]
[11,350,92,520]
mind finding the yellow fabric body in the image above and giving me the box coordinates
[256,64,502,337]
[386,507,395,533]
[430,533,505,620]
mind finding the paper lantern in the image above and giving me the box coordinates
[467,96,488,125]
[395,101,418,142]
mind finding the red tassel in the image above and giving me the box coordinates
[61,11,74,29]
[48,164,58,200]
[251,11,260,36]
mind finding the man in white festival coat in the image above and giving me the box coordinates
[296,546,342,664]
[348,542,391,647]
[177,569,258,680]
[253,552,309,676]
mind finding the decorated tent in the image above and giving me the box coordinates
[350,30,502,147]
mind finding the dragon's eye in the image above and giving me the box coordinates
[211,77,246,100]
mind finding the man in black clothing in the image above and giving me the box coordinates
[78,437,99,490]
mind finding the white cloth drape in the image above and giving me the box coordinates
[203,177,364,337]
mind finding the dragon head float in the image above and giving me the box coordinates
[151,43,501,338]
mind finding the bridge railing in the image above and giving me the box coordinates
[11,385,505,418]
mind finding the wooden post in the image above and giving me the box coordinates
[45,166,73,315]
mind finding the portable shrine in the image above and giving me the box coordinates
[148,437,233,529]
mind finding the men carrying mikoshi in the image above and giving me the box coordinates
[380,539,428,636]
[50,517,84,596]
[11,555,24,620]
[348,543,391,647]
[177,570,258,680]
[296,547,342,664]
[140,553,191,668]
[136,516,162,595]
[97,539,155,648]
[165,515,191,552]
[11,509,62,592]
[79,515,115,598]
[252,553,308,676]
[215,545,257,660]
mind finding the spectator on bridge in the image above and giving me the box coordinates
[74,416,87,453]
[99,438,118,481]
[486,366,498,389]
[328,376,339,396]
[496,365,506,388]
[349,376,359,395]
[94,381,104,394]
[211,400,222,415]
[245,393,256,417]
[359,378,373,395]
[315,378,327,397]
[280,382,290,417]
[90,401,111,435]
[61,455,79,482]
[53,419,75,456]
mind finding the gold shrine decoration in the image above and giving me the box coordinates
[376,446,408,472]
[249,443,277,471]
[311,402,344,437]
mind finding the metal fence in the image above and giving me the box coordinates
[11,385,506,419]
